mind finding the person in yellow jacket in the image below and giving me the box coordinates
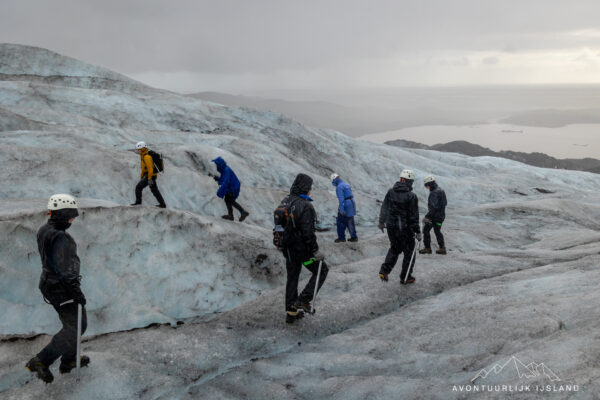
[131,141,166,208]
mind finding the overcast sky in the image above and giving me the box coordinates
[2,0,600,93]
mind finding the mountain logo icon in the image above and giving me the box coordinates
[471,356,561,383]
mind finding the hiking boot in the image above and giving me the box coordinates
[401,276,416,285]
[348,237,358,242]
[379,272,389,282]
[419,247,432,254]
[299,301,313,314]
[221,214,234,221]
[25,356,54,383]
[239,211,249,222]
[156,204,166,209]
[334,238,346,243]
[59,355,90,374]
[285,305,305,324]
[130,203,141,206]
[436,247,447,255]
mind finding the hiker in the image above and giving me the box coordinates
[276,173,329,324]
[378,169,421,284]
[131,141,166,208]
[331,173,358,243]
[212,156,249,222]
[26,194,89,383]
[420,175,448,255]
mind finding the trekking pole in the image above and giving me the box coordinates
[76,303,82,381]
[404,239,420,283]
[311,260,323,315]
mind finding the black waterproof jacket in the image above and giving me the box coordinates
[425,182,447,222]
[378,181,420,234]
[37,218,84,304]
[282,173,319,258]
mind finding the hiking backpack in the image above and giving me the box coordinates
[148,150,164,173]
[273,198,298,249]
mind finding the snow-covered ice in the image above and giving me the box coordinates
[1,44,600,399]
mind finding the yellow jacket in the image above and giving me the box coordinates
[140,148,156,179]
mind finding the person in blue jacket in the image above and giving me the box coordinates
[331,173,358,242]
[212,157,249,222]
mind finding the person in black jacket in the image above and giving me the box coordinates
[378,169,421,284]
[280,173,329,324]
[420,175,448,255]
[25,194,89,383]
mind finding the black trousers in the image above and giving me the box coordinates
[284,251,329,311]
[380,227,416,280]
[423,221,445,248]
[135,176,166,206]
[38,302,87,366]
[224,192,244,216]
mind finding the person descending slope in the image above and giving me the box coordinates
[331,173,358,243]
[130,141,166,208]
[212,157,249,221]
[378,169,422,284]
[275,173,329,324]
[26,194,89,383]
[420,175,448,255]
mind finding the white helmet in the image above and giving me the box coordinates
[400,169,415,180]
[330,173,340,182]
[424,175,436,184]
[48,194,78,211]
[135,141,147,150]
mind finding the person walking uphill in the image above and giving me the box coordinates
[26,194,89,383]
[212,156,249,221]
[378,169,421,284]
[131,141,166,208]
[331,173,358,243]
[277,173,329,324]
[420,175,448,255]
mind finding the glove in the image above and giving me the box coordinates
[378,222,385,233]
[340,210,346,216]
[212,175,219,182]
[313,251,325,261]
[423,217,432,225]
[415,232,422,241]
[71,288,86,306]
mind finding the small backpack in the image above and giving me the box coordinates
[273,198,298,249]
[148,150,164,173]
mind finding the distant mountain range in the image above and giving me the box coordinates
[386,139,600,174]
[187,92,482,137]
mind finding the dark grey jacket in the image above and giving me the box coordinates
[425,182,447,222]
[37,220,84,304]
[379,181,420,234]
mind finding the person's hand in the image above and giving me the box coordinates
[212,175,219,182]
[340,210,346,216]
[314,251,325,261]
[423,217,432,225]
[415,232,423,241]
[71,290,86,306]
[148,179,156,187]
[378,222,385,233]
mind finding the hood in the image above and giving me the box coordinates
[392,180,412,192]
[49,208,79,231]
[332,177,341,187]
[212,156,227,173]
[290,173,313,196]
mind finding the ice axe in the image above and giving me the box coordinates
[302,258,324,315]
[76,303,82,381]
[403,238,421,283]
